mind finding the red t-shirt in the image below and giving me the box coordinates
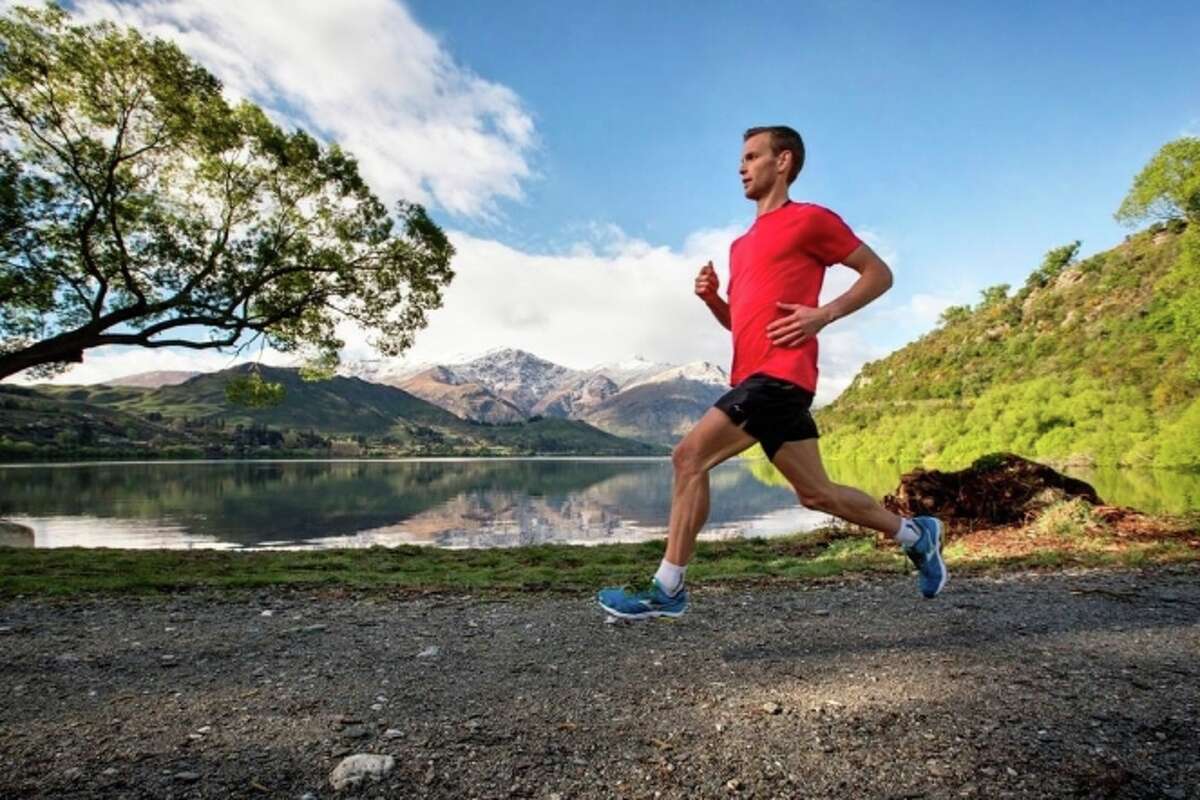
[727,201,862,392]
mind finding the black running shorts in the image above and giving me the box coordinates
[713,372,819,461]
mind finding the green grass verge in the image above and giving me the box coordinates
[2,525,1197,598]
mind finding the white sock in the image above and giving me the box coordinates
[894,518,921,547]
[654,559,687,596]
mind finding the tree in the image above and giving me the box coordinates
[1115,137,1200,224]
[978,284,1010,309]
[0,5,454,385]
[937,304,971,327]
[1023,240,1081,291]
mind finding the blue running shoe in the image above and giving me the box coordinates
[596,578,688,619]
[903,516,948,598]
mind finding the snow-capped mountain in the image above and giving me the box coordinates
[335,357,427,387]
[373,348,729,445]
[531,373,620,418]
[589,356,675,389]
[621,361,729,392]
[580,361,730,446]
[448,348,577,414]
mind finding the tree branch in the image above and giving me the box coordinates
[104,101,147,308]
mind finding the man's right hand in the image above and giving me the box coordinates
[694,261,719,302]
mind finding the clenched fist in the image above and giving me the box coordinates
[694,261,719,302]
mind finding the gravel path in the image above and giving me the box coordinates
[2,566,1198,799]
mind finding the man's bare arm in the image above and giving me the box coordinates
[695,261,732,330]
[704,295,731,330]
[819,243,894,325]
[766,243,893,347]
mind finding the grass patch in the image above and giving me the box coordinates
[1032,498,1109,539]
[1,516,1197,598]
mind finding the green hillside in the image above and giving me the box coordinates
[49,363,471,435]
[816,219,1200,469]
[4,364,664,458]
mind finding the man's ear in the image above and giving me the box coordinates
[776,150,792,178]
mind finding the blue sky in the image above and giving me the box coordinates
[414,0,1199,277]
[12,0,1200,402]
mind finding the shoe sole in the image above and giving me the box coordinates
[597,600,687,620]
[923,518,948,598]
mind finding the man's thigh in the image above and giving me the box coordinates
[768,438,834,496]
[676,407,759,472]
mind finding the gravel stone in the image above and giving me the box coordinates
[1,566,1198,798]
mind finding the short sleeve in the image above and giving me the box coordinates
[806,206,863,267]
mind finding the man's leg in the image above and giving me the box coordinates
[597,408,757,618]
[664,407,759,566]
[771,438,948,598]
[769,438,901,534]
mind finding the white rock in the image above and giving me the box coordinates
[329,754,395,790]
[416,646,440,658]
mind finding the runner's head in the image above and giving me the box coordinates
[740,126,805,199]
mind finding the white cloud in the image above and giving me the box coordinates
[813,330,889,407]
[336,227,737,371]
[72,0,536,219]
[7,345,289,386]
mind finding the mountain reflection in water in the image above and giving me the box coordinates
[0,459,829,549]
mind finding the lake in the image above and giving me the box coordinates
[1,458,1196,550]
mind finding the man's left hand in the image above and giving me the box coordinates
[766,302,831,347]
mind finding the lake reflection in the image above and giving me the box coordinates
[2,458,1195,550]
[0,459,834,550]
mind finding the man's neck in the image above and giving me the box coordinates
[755,186,791,217]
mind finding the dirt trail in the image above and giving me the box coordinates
[2,566,1198,799]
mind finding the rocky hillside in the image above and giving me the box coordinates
[397,366,526,424]
[817,220,1200,468]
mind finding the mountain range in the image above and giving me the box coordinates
[106,349,732,447]
[4,363,664,458]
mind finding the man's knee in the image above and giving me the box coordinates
[671,442,707,478]
[795,483,837,513]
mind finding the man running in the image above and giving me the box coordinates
[597,126,946,619]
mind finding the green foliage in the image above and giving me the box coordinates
[938,304,971,327]
[223,369,285,408]
[978,283,1010,309]
[0,5,453,385]
[1115,137,1200,224]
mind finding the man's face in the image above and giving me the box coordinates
[740,133,785,199]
